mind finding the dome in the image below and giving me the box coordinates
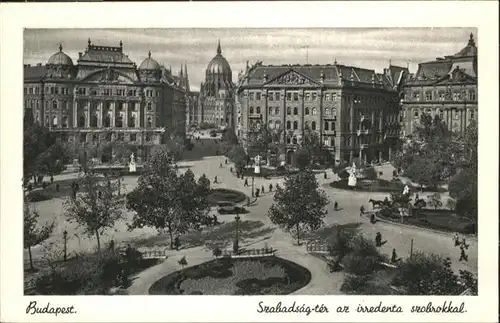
[139,51,161,70]
[47,44,73,66]
[206,40,232,76]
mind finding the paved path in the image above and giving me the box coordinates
[27,154,477,295]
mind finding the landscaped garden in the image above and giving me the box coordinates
[239,166,299,178]
[148,256,311,295]
[207,188,248,206]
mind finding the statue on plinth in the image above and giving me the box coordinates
[129,153,137,173]
[348,162,357,187]
[254,154,262,174]
[402,184,410,196]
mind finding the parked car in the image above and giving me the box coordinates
[218,205,247,215]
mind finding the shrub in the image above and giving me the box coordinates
[27,191,52,202]
[338,169,350,180]
[340,274,371,294]
[342,235,383,276]
[363,167,378,180]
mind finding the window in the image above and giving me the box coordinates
[130,115,136,127]
[312,92,317,101]
[268,108,273,115]
[439,110,444,119]
[104,115,111,127]
[268,120,274,129]
[305,92,311,101]
[324,121,329,131]
[106,133,112,141]
[268,92,274,101]
[275,107,279,115]
[324,138,329,146]
[470,110,475,120]
[293,92,299,101]
[275,93,280,101]
[275,120,281,129]
[249,92,255,100]
[413,92,420,101]
[52,116,58,127]
[52,101,57,110]
[293,107,298,115]
[78,115,85,127]
[325,108,330,115]
[91,113,98,127]
[256,92,261,101]
[414,110,419,118]
[256,106,261,114]
[292,136,298,144]
[286,136,291,144]
[325,93,330,101]
[147,102,152,111]
[92,134,98,144]
[438,92,445,101]
[454,110,460,120]
[311,121,317,130]
[249,106,254,114]
[103,89,110,96]
[305,107,310,115]
[469,90,476,101]
[130,134,137,142]
[117,133,124,142]
[147,117,152,128]
[287,107,291,115]
[304,121,309,129]
[332,93,337,101]
[80,133,87,143]
[287,92,292,101]
[62,117,68,128]
[293,121,298,130]
[425,91,432,101]
[286,121,291,129]
[116,115,123,127]
[312,108,317,116]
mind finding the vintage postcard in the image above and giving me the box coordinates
[0,1,498,322]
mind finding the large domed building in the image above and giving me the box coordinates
[198,40,235,128]
[24,39,189,162]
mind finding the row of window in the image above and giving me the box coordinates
[38,114,157,129]
[25,100,156,113]
[412,108,475,120]
[75,88,159,97]
[252,91,372,103]
[410,90,476,102]
[249,106,338,116]
[79,132,156,144]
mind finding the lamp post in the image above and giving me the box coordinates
[63,230,68,262]
[235,213,241,255]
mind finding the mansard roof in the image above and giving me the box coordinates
[78,41,135,66]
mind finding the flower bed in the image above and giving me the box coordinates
[239,167,299,178]
[149,256,311,295]
[207,188,248,206]
[330,178,405,192]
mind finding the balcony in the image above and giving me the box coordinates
[323,115,337,121]
[249,114,262,119]
[323,130,336,136]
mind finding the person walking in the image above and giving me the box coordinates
[391,249,399,263]
[360,205,365,216]
[375,232,382,247]
[261,185,265,194]
[225,159,228,165]
[370,213,376,224]
[461,237,469,249]
[269,183,273,192]
[334,201,338,211]
[453,233,460,247]
[459,245,468,261]
[324,172,327,179]
[255,188,260,198]
[220,162,222,168]
[244,178,249,187]
[214,176,218,183]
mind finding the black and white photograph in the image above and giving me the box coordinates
[1,2,498,323]
[20,27,479,296]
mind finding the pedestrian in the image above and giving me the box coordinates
[276,183,280,190]
[75,183,79,192]
[50,175,54,184]
[244,178,248,187]
[370,213,376,224]
[214,176,218,183]
[261,185,265,194]
[324,172,327,179]
[415,193,419,201]
[360,205,365,216]
[255,188,260,198]
[174,236,180,251]
[459,246,468,261]
[375,232,382,247]
[334,201,338,211]
[213,214,218,225]
[453,233,460,247]
[391,249,399,263]
[220,162,222,168]
[230,167,233,173]
[225,159,228,165]
[461,237,469,249]
[269,183,273,192]
[55,183,60,192]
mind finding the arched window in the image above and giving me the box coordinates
[275,107,279,115]
[256,106,261,114]
[292,136,298,144]
[275,120,281,129]
[325,108,330,115]
[268,120,274,129]
[91,113,98,127]
[311,121,317,130]
[293,107,298,115]
[312,108,317,116]
[330,137,335,146]
[116,115,123,128]
[287,107,291,115]
[221,118,224,124]
[35,113,40,123]
[104,114,111,127]
[286,136,291,144]
[62,116,68,128]
[147,102,152,111]
[286,121,291,129]
[53,101,57,110]
[147,117,152,128]
[78,115,85,127]
[324,121,329,131]
[268,108,273,115]
[304,121,309,129]
[130,115,136,127]
[249,106,254,114]
[52,116,58,127]
[293,121,298,130]
[305,107,310,115]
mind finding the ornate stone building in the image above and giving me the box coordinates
[401,33,477,136]
[177,64,200,129]
[198,41,235,128]
[23,40,188,161]
[235,61,408,165]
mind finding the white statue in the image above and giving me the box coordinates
[402,184,410,195]
[254,154,262,174]
[348,162,357,187]
[129,153,137,173]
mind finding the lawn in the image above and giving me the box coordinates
[148,256,311,295]
[377,208,475,234]
[207,188,248,206]
[239,167,299,178]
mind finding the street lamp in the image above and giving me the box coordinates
[252,154,261,197]
[234,213,241,255]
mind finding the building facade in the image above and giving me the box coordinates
[198,41,235,128]
[401,34,477,136]
[235,61,408,166]
[23,40,188,161]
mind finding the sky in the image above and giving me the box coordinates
[24,28,476,92]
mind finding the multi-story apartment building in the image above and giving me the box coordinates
[401,33,477,136]
[198,41,235,128]
[23,39,188,161]
[235,61,408,166]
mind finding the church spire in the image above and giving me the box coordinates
[217,39,222,55]
[468,33,475,47]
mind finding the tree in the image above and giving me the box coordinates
[427,193,443,210]
[221,128,239,145]
[247,125,284,157]
[302,129,334,167]
[405,157,442,189]
[126,150,212,249]
[393,252,475,295]
[268,170,329,245]
[64,171,124,251]
[24,203,55,271]
[449,168,477,222]
[342,235,384,276]
[227,146,248,174]
[295,148,311,170]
